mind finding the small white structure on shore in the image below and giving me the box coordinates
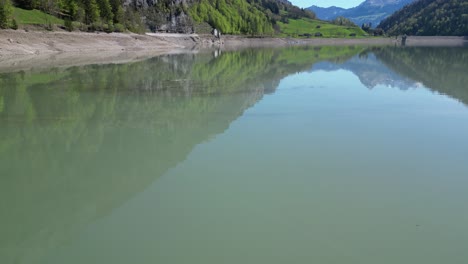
[213,28,221,38]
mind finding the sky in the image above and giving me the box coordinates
[290,0,364,9]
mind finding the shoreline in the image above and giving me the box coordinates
[1,29,466,73]
[222,35,468,48]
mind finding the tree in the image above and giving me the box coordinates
[373,28,384,36]
[378,0,468,36]
[83,0,100,25]
[361,22,371,32]
[63,0,78,20]
[39,0,59,29]
[332,16,356,27]
[15,0,37,9]
[75,6,85,29]
[11,17,17,29]
[109,0,123,23]
[97,0,113,26]
[0,0,13,29]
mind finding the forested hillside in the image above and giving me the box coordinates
[0,0,372,37]
[378,0,468,36]
[188,0,315,34]
[0,0,318,34]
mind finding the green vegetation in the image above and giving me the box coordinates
[378,0,468,36]
[331,16,356,27]
[277,17,366,38]
[12,6,63,24]
[189,0,273,35]
[189,0,318,35]
[0,0,13,28]
[1,0,367,36]
[5,0,143,32]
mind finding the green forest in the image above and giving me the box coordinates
[0,0,369,36]
[0,0,314,33]
[378,0,468,36]
[0,0,142,32]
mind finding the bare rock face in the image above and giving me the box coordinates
[123,0,156,9]
[158,11,194,33]
[123,0,195,33]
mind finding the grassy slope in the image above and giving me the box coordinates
[278,18,367,38]
[13,7,64,25]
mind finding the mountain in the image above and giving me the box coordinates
[308,0,416,27]
[378,0,468,36]
[306,5,346,20]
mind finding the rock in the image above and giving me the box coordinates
[123,0,194,33]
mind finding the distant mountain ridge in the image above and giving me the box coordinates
[306,6,346,20]
[308,0,416,27]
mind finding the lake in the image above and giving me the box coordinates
[1,45,468,264]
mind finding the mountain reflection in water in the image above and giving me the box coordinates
[0,45,467,264]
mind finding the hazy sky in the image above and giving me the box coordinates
[290,0,364,8]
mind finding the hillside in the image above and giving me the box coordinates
[378,0,468,36]
[308,0,416,27]
[0,0,368,37]
[0,0,316,34]
[187,0,315,35]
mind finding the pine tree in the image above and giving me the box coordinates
[63,0,78,20]
[97,0,113,25]
[11,17,17,29]
[109,0,123,23]
[83,0,100,25]
[0,0,13,29]
[15,0,36,9]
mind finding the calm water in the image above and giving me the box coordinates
[1,46,468,264]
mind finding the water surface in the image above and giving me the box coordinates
[1,46,468,264]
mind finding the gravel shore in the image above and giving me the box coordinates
[1,29,466,72]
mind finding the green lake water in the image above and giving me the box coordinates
[1,46,468,264]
